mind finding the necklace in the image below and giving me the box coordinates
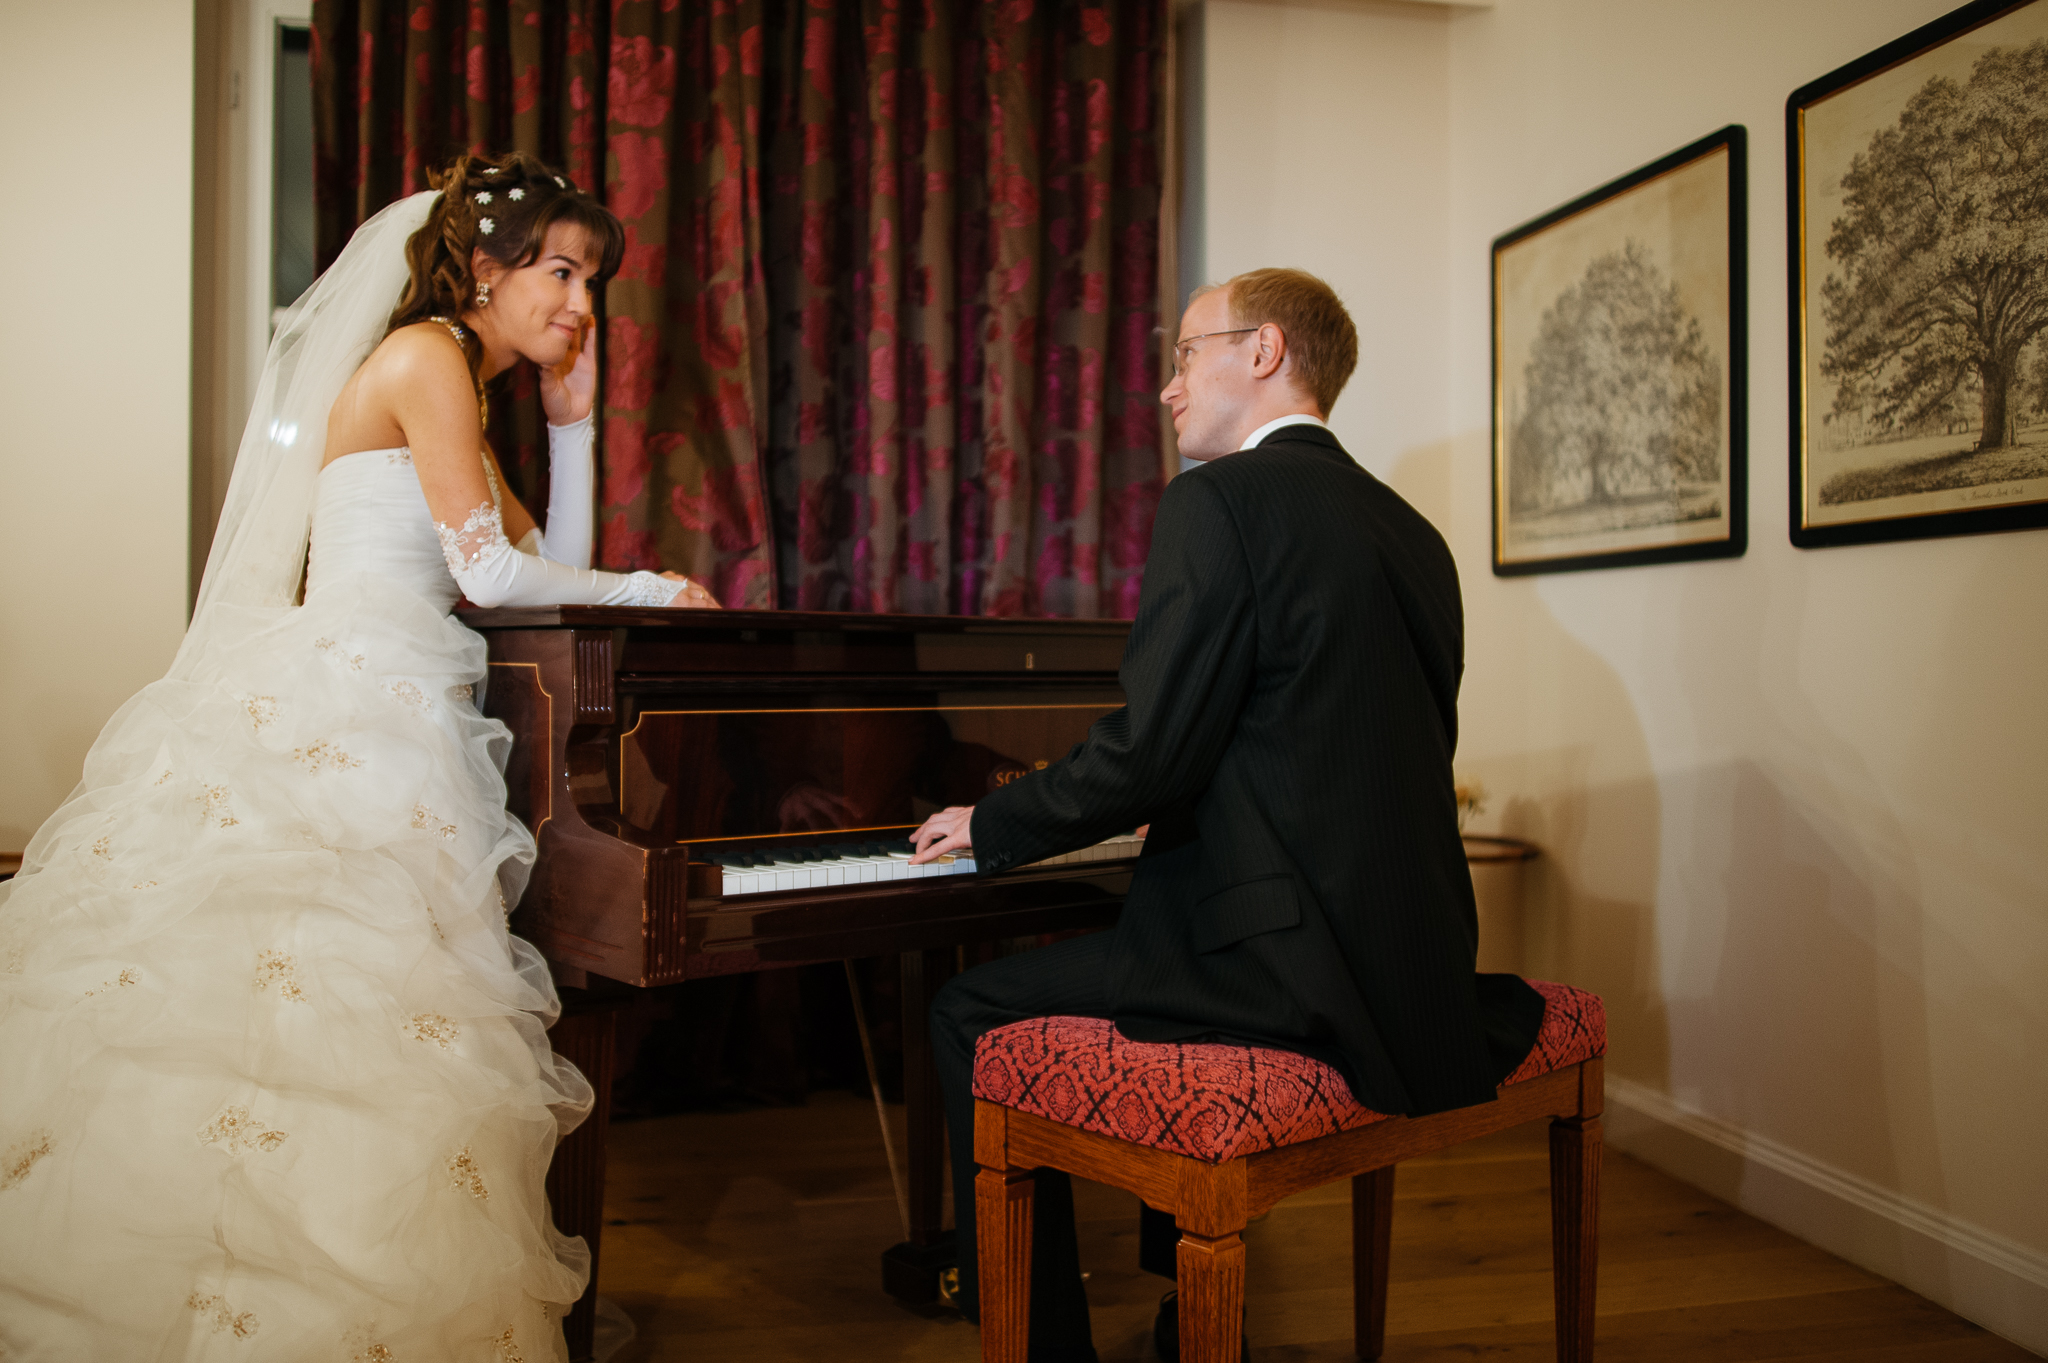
[425,315,489,431]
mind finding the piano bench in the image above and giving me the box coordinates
[969,981,1606,1363]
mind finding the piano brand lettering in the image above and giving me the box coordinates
[992,759,1051,787]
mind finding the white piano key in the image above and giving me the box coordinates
[710,834,1137,897]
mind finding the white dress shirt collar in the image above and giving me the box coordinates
[1238,412,1329,450]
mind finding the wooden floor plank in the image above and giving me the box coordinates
[1308,1288,2026,1363]
[594,1092,2036,1363]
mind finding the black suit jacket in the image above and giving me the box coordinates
[971,424,1542,1117]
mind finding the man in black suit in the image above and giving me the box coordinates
[909,268,1543,1362]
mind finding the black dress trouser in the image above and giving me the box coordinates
[931,932,1179,1363]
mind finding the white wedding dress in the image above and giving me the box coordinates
[0,190,673,1362]
[0,450,607,1361]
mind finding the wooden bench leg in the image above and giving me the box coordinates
[1549,1115,1601,1362]
[1352,1165,1395,1359]
[976,1166,1035,1363]
[1177,1229,1246,1363]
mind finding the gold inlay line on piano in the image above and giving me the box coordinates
[681,824,921,847]
[617,702,1118,743]
[486,662,554,836]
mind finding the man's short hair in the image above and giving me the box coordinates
[1215,268,1359,415]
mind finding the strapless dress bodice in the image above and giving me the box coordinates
[308,448,459,611]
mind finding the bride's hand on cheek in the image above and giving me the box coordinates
[661,571,722,609]
[540,316,597,425]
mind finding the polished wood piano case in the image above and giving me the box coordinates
[461,605,1137,1358]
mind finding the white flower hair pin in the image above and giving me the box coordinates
[475,191,493,204]
[478,217,495,235]
[555,176,567,187]
[484,167,501,176]
[508,188,525,201]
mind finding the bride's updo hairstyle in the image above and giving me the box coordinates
[388,151,626,377]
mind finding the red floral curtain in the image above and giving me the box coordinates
[314,0,1166,617]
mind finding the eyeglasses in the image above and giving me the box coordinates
[1169,328,1257,377]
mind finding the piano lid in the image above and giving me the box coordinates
[458,606,1133,678]
[457,604,1134,636]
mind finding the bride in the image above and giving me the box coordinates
[0,153,708,1360]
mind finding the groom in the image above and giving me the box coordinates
[909,268,1543,1361]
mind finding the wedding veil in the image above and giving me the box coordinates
[179,191,438,669]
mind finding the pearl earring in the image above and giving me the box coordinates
[475,280,492,309]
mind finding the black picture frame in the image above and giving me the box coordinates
[1788,0,2048,549]
[1491,126,1748,577]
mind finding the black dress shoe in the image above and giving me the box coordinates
[1152,1290,1249,1362]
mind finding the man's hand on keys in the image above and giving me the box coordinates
[909,805,974,864]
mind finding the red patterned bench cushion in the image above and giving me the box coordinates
[972,979,1605,1165]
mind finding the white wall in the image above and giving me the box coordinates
[1184,0,1453,513]
[0,2,194,850]
[1192,0,2048,1351]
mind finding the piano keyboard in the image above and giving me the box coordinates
[706,832,1145,898]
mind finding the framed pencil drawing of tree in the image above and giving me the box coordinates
[1491,126,1748,576]
[1790,0,2048,548]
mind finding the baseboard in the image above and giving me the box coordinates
[1603,1076,2048,1358]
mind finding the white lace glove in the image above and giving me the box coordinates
[514,416,595,567]
[440,455,682,608]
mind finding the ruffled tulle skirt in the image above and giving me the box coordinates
[0,574,590,1361]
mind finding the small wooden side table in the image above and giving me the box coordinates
[1463,835,1539,975]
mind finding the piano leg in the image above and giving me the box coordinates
[881,947,959,1304]
[547,995,620,1363]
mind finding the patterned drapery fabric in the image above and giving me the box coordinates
[313,0,1167,616]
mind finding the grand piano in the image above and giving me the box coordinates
[460,605,1138,1359]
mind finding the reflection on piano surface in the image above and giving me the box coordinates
[460,604,1138,1360]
